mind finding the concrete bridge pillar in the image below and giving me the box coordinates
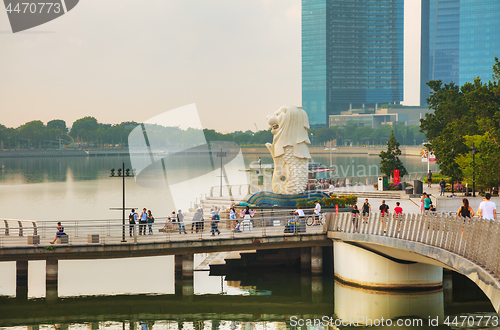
[16,260,28,300]
[311,246,323,275]
[46,259,58,300]
[334,242,442,289]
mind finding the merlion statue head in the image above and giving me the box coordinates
[267,105,311,159]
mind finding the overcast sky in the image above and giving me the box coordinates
[0,0,421,133]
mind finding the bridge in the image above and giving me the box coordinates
[1,211,500,312]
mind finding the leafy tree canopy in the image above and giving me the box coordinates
[420,57,500,190]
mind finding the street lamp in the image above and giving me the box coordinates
[470,143,476,197]
[324,144,337,168]
[451,148,455,197]
[110,163,134,242]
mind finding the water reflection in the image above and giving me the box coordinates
[334,281,444,325]
[0,264,498,330]
[0,154,433,185]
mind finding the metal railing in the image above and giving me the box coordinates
[326,212,500,279]
[209,184,251,197]
[0,209,325,248]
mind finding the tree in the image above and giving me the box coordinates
[421,58,500,188]
[19,120,47,148]
[456,134,500,192]
[47,119,67,132]
[379,131,408,178]
[70,116,99,142]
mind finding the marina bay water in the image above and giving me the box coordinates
[0,153,435,220]
[2,152,490,330]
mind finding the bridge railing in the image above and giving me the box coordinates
[326,212,500,280]
[0,210,326,247]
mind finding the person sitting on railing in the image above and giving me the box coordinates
[233,221,241,232]
[240,206,255,220]
[229,205,237,230]
[160,216,172,233]
[50,222,65,244]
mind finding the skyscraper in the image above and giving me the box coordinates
[302,0,404,128]
[421,0,500,105]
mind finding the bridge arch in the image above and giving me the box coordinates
[326,212,500,313]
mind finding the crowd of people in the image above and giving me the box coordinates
[49,191,499,242]
[128,208,155,236]
[347,193,498,233]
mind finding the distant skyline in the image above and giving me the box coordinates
[0,0,421,133]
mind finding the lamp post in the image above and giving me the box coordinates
[451,148,454,197]
[110,163,133,242]
[216,149,227,197]
[470,143,476,197]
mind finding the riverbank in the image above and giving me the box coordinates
[0,145,423,158]
[242,146,422,156]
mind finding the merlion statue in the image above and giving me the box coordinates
[266,105,311,194]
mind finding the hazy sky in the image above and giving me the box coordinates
[0,0,421,133]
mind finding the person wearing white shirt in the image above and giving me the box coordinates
[313,201,322,225]
[295,207,305,217]
[478,193,497,220]
[328,183,335,195]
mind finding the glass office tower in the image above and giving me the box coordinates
[302,0,404,127]
[421,0,500,105]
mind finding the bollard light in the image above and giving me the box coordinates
[110,168,115,177]
[126,168,130,177]
[117,168,122,177]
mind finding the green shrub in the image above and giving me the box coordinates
[296,195,357,209]
[296,199,307,208]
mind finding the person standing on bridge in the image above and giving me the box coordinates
[427,170,433,188]
[129,209,138,237]
[394,202,403,232]
[379,200,390,233]
[478,193,497,221]
[211,207,221,236]
[328,182,335,196]
[147,210,154,235]
[362,199,371,223]
[177,210,187,234]
[439,178,446,196]
[351,205,360,232]
[139,208,148,235]
[313,201,322,225]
